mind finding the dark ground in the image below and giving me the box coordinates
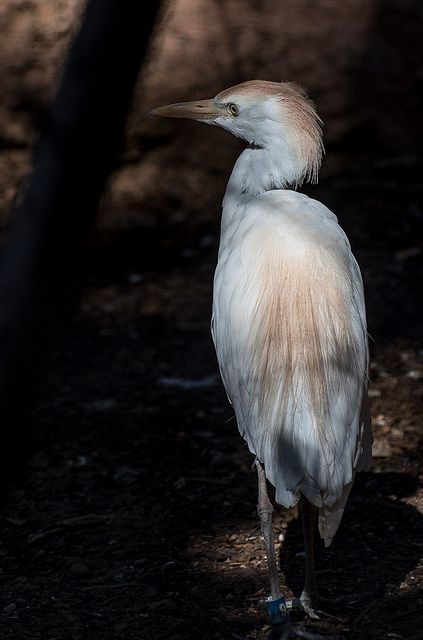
[0,1,423,639]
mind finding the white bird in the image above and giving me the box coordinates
[150,80,372,639]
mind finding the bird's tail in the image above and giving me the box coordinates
[318,477,354,546]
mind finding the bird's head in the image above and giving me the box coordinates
[149,80,324,186]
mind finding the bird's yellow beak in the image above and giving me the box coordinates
[148,99,222,121]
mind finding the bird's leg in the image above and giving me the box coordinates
[298,496,321,618]
[255,459,292,635]
[297,496,371,618]
[256,459,281,601]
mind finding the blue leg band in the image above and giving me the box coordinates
[266,595,290,624]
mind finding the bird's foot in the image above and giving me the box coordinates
[286,590,326,620]
[265,596,340,639]
[287,589,372,621]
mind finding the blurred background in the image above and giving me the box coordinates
[1,0,423,337]
[0,1,422,639]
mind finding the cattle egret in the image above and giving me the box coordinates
[150,80,372,638]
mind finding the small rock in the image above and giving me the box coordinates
[149,598,176,611]
[372,440,392,458]
[69,563,89,576]
[407,370,423,380]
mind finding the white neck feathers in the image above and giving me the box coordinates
[221,81,324,216]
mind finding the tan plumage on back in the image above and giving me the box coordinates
[248,227,355,447]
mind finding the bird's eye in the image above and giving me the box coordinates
[228,103,239,117]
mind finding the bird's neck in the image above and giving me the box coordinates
[222,143,302,231]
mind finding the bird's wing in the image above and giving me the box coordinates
[212,190,371,539]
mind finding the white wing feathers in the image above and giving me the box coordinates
[212,190,372,546]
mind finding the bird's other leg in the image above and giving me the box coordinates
[298,495,321,618]
[297,496,371,623]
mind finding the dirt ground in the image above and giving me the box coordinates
[0,1,422,639]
